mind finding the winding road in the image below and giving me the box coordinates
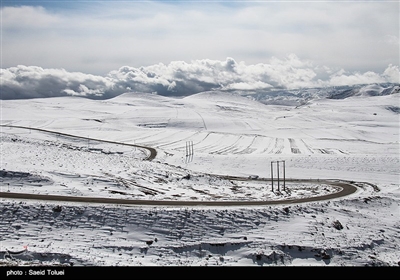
[0,125,359,206]
[0,180,357,206]
[0,124,157,161]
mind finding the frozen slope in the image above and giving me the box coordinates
[0,90,399,267]
[2,91,399,183]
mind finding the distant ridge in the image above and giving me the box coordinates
[103,83,400,109]
[229,82,400,106]
[327,83,399,99]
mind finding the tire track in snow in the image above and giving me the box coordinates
[300,139,315,154]
[270,138,285,154]
[235,135,258,155]
[210,135,243,155]
[156,131,201,149]
[193,110,207,130]
[289,138,301,154]
[260,137,274,154]
[194,132,227,153]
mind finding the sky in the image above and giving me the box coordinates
[0,0,399,98]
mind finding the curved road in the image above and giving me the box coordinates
[0,125,157,161]
[0,180,356,206]
[0,125,359,206]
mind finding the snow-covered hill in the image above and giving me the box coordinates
[0,88,399,267]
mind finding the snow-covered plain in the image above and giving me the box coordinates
[0,87,399,267]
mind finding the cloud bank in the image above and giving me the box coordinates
[1,55,399,99]
[1,2,399,75]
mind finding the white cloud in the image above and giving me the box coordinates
[327,65,399,86]
[1,66,114,99]
[222,81,273,91]
[2,6,60,29]
[1,2,398,75]
[328,71,385,87]
[382,65,400,84]
[384,35,400,46]
[1,56,398,99]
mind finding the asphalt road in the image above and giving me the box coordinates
[0,180,357,206]
[1,125,358,206]
[0,124,157,161]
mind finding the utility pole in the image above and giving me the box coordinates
[271,162,274,192]
[185,141,194,163]
[271,160,286,193]
[277,161,280,192]
[283,160,286,191]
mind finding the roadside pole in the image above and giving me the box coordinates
[185,141,194,164]
[283,160,286,192]
[271,160,286,193]
[271,162,274,192]
[277,161,280,192]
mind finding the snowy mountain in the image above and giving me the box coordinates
[235,83,400,106]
